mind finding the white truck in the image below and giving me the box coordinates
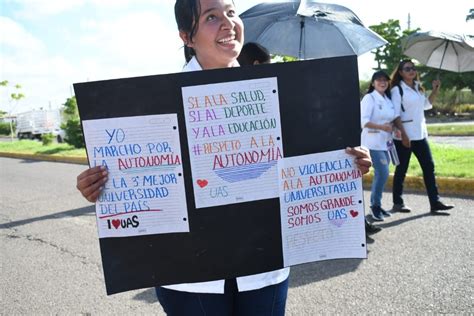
[16,109,65,142]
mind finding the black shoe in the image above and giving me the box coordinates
[431,201,454,212]
[392,204,412,213]
[370,206,385,221]
[380,208,392,217]
[365,220,382,235]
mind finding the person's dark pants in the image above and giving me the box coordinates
[392,138,439,206]
[155,278,289,316]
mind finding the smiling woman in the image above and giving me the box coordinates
[176,0,243,69]
[390,60,455,213]
[156,3,290,315]
[76,0,290,315]
[360,70,400,222]
[73,0,373,314]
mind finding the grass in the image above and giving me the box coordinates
[427,124,474,136]
[0,140,86,157]
[1,140,473,178]
[388,143,474,178]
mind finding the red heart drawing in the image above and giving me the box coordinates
[112,219,121,229]
[350,210,359,218]
[197,179,208,188]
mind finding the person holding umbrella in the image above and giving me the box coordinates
[390,59,454,214]
[75,0,373,314]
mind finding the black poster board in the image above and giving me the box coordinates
[74,56,361,295]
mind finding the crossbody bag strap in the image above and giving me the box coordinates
[398,85,405,112]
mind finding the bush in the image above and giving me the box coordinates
[42,133,55,146]
[432,89,474,114]
[61,118,85,148]
[452,104,474,113]
[0,121,15,135]
[359,80,370,99]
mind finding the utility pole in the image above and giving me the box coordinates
[407,13,411,30]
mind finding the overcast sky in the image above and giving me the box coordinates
[1,0,472,113]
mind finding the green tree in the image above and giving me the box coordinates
[419,68,474,92]
[0,122,15,135]
[63,95,79,118]
[369,19,419,73]
[270,54,298,63]
[359,80,370,99]
[60,96,85,148]
[1,81,25,140]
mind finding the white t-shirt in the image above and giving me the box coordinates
[163,56,290,294]
[360,90,397,151]
[391,81,432,141]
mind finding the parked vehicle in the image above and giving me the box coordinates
[16,109,65,142]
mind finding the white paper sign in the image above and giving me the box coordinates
[82,114,189,238]
[182,78,283,208]
[278,149,366,267]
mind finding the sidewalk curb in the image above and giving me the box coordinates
[363,174,474,197]
[1,151,473,197]
[0,152,88,165]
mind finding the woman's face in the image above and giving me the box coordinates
[399,62,417,81]
[373,77,389,94]
[182,0,243,69]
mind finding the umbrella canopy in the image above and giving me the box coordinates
[239,0,387,60]
[402,31,474,72]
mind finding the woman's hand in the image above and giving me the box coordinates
[401,132,411,148]
[345,146,372,175]
[393,117,411,148]
[428,79,441,104]
[380,123,393,133]
[432,79,441,93]
[76,166,108,202]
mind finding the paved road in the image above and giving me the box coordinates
[427,120,474,148]
[430,136,474,149]
[427,120,474,125]
[1,157,473,315]
[0,136,15,142]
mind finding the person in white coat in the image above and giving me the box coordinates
[390,60,454,214]
[361,71,400,223]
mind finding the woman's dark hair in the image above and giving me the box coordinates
[390,59,424,92]
[237,42,271,66]
[174,0,201,62]
[367,70,391,98]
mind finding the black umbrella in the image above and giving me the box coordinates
[240,0,387,59]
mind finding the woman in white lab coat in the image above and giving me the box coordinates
[390,60,454,214]
[361,71,399,222]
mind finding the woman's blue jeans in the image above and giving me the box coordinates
[369,150,390,208]
[155,278,289,316]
